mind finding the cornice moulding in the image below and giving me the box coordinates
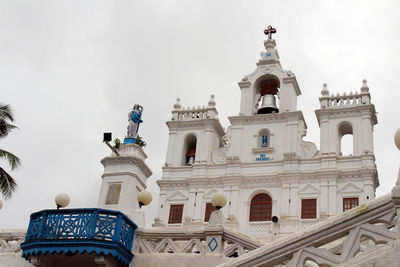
[101,156,152,177]
[228,111,307,127]
[315,104,377,125]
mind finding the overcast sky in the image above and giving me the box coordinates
[1,1,400,228]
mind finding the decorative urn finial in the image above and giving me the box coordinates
[361,79,369,93]
[174,98,182,110]
[208,94,216,107]
[321,83,329,96]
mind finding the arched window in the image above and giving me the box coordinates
[182,134,197,166]
[258,129,270,148]
[249,193,272,221]
[257,78,280,114]
[338,122,353,156]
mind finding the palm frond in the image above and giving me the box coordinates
[0,149,21,170]
[0,103,14,122]
[0,118,17,139]
[0,166,17,199]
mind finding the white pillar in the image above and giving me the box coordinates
[193,189,204,222]
[199,129,213,163]
[320,180,328,218]
[165,131,177,166]
[363,180,375,202]
[362,115,373,153]
[327,122,338,155]
[239,84,252,115]
[281,183,290,218]
[228,186,239,216]
[157,191,167,221]
[289,182,298,218]
[320,119,329,154]
[328,179,337,216]
[187,188,196,219]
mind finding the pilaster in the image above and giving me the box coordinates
[328,179,337,216]
[320,180,328,218]
[289,182,298,219]
[281,182,290,218]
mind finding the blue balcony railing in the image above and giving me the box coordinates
[21,208,137,267]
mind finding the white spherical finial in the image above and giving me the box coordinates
[55,193,70,209]
[211,193,227,210]
[137,190,152,207]
[395,128,400,150]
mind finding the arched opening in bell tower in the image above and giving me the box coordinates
[256,77,280,114]
[182,134,197,166]
[338,122,354,156]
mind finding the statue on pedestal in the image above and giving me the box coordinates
[124,104,143,144]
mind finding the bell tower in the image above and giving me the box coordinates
[316,81,377,157]
[228,26,306,163]
[238,27,301,116]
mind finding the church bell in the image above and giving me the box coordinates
[257,94,279,114]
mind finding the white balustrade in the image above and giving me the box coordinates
[133,226,263,258]
[320,91,369,109]
[0,230,25,253]
[171,106,218,121]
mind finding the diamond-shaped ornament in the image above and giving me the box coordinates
[208,237,218,252]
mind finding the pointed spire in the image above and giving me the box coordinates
[321,83,329,96]
[361,79,369,93]
[173,98,181,110]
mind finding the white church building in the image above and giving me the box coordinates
[3,28,400,267]
[153,34,378,239]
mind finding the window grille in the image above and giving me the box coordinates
[168,204,184,224]
[249,193,272,221]
[343,197,359,212]
[301,199,317,219]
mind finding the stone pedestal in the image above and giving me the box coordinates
[97,144,152,223]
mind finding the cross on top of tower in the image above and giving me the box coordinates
[264,25,277,39]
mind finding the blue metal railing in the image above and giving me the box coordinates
[21,208,137,266]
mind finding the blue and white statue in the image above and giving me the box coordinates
[261,135,268,147]
[124,104,143,144]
